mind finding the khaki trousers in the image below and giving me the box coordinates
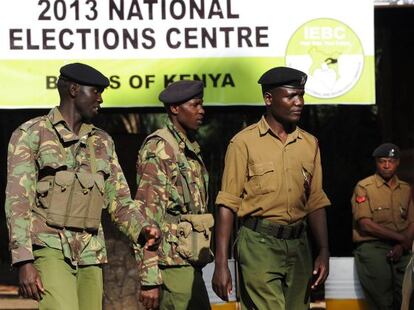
[33,247,103,310]
[160,265,211,310]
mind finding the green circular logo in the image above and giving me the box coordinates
[285,18,364,99]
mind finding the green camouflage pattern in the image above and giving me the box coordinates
[135,119,209,286]
[5,107,150,266]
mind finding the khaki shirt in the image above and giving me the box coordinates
[215,116,330,224]
[352,174,414,242]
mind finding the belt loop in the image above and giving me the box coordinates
[252,217,259,231]
[297,223,304,238]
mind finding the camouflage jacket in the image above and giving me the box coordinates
[135,120,209,286]
[5,107,150,266]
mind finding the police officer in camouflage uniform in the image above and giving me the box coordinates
[135,80,213,310]
[212,67,331,310]
[5,63,160,310]
[352,143,414,310]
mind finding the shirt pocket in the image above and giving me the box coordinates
[247,162,276,195]
[372,206,392,224]
[37,150,66,170]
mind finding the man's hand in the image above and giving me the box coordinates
[311,247,330,290]
[139,285,160,310]
[142,225,161,251]
[18,262,44,301]
[387,244,404,263]
[212,262,232,301]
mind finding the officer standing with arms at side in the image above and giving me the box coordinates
[212,67,331,310]
[5,63,160,310]
[135,80,214,310]
[352,143,414,310]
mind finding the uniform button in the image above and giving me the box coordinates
[288,188,292,192]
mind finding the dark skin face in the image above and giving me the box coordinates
[73,84,104,122]
[58,82,104,134]
[375,157,399,181]
[170,98,205,136]
[265,86,305,125]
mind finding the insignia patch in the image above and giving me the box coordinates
[355,196,366,203]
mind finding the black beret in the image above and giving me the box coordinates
[372,143,400,159]
[159,80,204,105]
[59,63,109,89]
[258,66,307,90]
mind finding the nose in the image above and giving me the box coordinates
[97,93,103,104]
[199,105,205,115]
[295,96,304,107]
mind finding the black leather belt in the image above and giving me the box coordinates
[242,217,305,240]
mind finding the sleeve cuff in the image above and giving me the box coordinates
[11,246,34,266]
[306,192,331,213]
[139,254,162,286]
[215,191,242,213]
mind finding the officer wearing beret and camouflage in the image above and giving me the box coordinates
[135,80,213,310]
[352,143,414,310]
[212,66,331,310]
[5,62,160,310]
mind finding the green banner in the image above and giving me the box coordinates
[0,0,375,107]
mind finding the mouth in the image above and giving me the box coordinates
[291,110,302,116]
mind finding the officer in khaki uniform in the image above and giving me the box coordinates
[5,63,160,310]
[352,143,414,310]
[212,67,331,310]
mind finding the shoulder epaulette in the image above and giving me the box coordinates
[399,179,410,187]
[359,176,374,188]
[230,123,258,143]
[19,115,48,132]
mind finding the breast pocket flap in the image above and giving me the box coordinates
[248,162,275,177]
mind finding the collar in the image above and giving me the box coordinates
[166,118,201,155]
[258,115,301,141]
[47,107,95,143]
[374,173,401,188]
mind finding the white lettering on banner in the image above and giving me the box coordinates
[304,27,346,40]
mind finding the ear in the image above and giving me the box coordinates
[169,104,180,116]
[264,92,272,107]
[69,82,80,98]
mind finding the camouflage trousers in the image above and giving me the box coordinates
[34,247,103,310]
